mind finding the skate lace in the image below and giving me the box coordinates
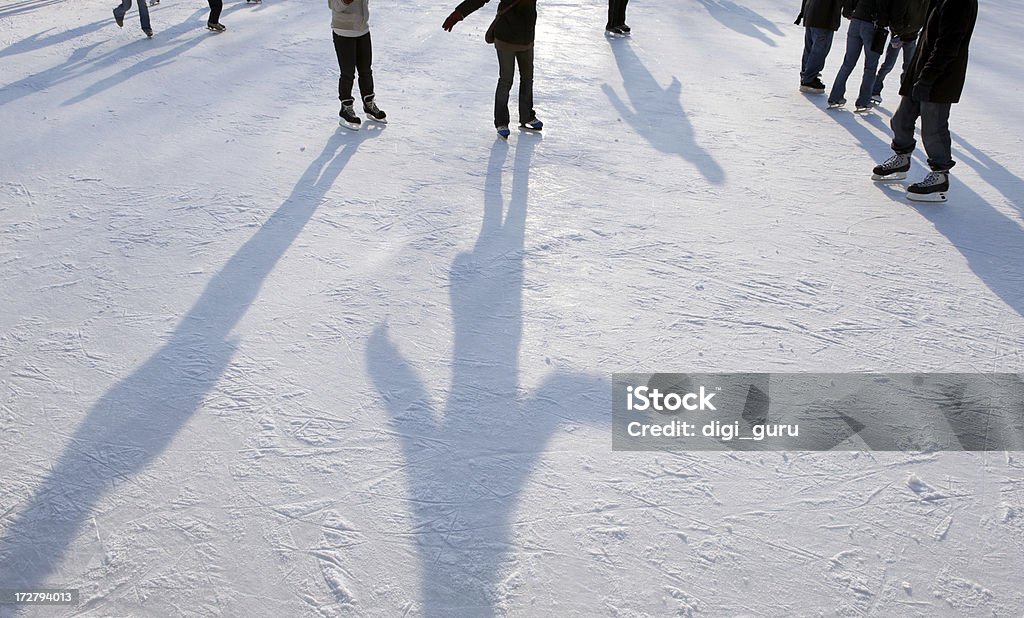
[365,100,380,114]
[920,171,945,186]
[881,154,908,171]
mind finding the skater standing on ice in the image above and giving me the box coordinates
[112,0,153,38]
[442,0,543,139]
[868,0,928,105]
[871,0,977,202]
[206,0,226,31]
[826,0,892,111]
[795,0,847,93]
[606,0,630,35]
[330,0,386,130]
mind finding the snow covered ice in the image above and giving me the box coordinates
[2,0,1024,615]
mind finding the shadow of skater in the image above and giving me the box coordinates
[820,106,1024,318]
[0,129,375,591]
[601,40,725,185]
[367,137,606,616]
[694,0,784,47]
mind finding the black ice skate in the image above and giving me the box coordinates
[906,171,949,203]
[339,100,362,131]
[207,21,226,32]
[872,153,911,181]
[362,95,387,124]
[800,77,827,94]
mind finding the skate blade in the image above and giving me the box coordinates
[907,191,947,203]
[872,172,907,181]
[799,86,825,94]
[365,117,388,124]
[854,107,873,114]
[338,120,361,131]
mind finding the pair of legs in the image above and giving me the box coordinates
[829,18,882,107]
[333,32,375,105]
[113,0,151,31]
[208,0,223,25]
[495,47,535,128]
[606,0,629,29]
[890,96,954,172]
[871,35,918,99]
[800,27,834,85]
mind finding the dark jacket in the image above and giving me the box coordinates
[844,0,891,25]
[899,0,977,103]
[887,0,928,41]
[796,0,847,30]
[455,0,537,46]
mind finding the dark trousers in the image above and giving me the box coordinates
[113,0,151,30]
[495,47,534,127]
[891,95,954,172]
[607,0,628,28]
[208,0,222,24]
[333,32,374,103]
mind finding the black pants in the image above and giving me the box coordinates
[607,0,628,28]
[890,95,954,172]
[333,32,374,103]
[208,0,222,24]
[495,47,535,127]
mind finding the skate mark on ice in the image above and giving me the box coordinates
[0,130,376,592]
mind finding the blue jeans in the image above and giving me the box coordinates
[871,35,918,98]
[113,0,150,30]
[891,95,954,172]
[800,27,834,84]
[829,18,882,107]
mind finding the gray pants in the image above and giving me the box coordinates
[495,47,535,128]
[891,95,954,172]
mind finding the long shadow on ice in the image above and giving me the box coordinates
[0,129,373,591]
[601,39,725,185]
[366,137,606,616]
[694,0,784,47]
[821,106,1024,318]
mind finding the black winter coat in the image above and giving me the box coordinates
[888,0,928,40]
[899,0,977,103]
[844,0,891,25]
[455,0,537,46]
[796,0,847,30]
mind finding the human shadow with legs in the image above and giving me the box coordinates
[366,137,606,616]
[693,0,784,47]
[820,106,1024,317]
[0,128,377,591]
[601,40,725,185]
[0,18,109,60]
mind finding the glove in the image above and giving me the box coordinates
[890,34,903,49]
[442,10,464,31]
[912,80,932,102]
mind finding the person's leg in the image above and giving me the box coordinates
[871,37,901,97]
[606,0,615,29]
[890,95,920,154]
[801,27,834,84]
[855,23,882,107]
[618,0,629,27]
[919,102,954,171]
[113,0,129,24]
[355,32,374,100]
[828,21,864,103]
[208,0,222,24]
[334,33,357,104]
[897,39,918,90]
[137,0,150,31]
[516,48,535,124]
[494,47,515,127]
